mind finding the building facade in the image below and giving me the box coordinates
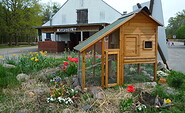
[35,0,122,52]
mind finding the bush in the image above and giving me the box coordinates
[167,71,185,90]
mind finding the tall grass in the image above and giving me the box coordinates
[0,64,20,88]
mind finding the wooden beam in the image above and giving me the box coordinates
[101,38,105,88]
[82,51,86,89]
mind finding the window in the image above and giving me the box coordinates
[77,9,88,24]
[144,41,152,49]
[46,33,51,40]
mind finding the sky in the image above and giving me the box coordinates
[40,0,185,26]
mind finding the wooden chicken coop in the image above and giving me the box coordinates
[74,7,162,89]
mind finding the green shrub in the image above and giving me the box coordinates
[167,71,185,90]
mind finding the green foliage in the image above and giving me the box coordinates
[0,64,20,88]
[176,25,185,39]
[166,10,185,38]
[41,2,61,24]
[119,98,133,112]
[166,71,185,90]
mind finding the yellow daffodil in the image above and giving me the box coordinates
[164,99,172,104]
[31,57,35,60]
[34,52,38,54]
[35,59,39,62]
[36,54,39,56]
[29,52,33,54]
[23,56,27,58]
[12,54,16,56]
[0,56,4,58]
[44,51,47,54]
[43,55,47,57]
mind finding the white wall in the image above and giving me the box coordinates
[133,0,168,61]
[43,0,122,26]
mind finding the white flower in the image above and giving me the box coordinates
[57,97,65,103]
[47,96,56,103]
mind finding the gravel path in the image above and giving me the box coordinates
[168,42,185,73]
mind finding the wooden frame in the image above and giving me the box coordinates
[105,51,119,87]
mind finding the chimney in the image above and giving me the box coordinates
[137,3,142,9]
[122,11,127,15]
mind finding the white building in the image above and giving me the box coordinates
[35,0,122,52]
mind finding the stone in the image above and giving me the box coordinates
[16,73,30,81]
[141,70,148,75]
[72,77,79,87]
[3,63,16,68]
[129,67,136,73]
[145,82,157,87]
[165,87,179,95]
[82,105,91,111]
[62,108,72,113]
[88,87,104,99]
[27,92,35,98]
[74,85,82,92]
[158,62,167,70]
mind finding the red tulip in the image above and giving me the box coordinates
[63,62,69,66]
[63,69,66,71]
[126,85,135,92]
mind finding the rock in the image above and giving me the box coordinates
[145,82,157,87]
[3,63,16,68]
[72,77,79,87]
[140,66,145,71]
[165,87,179,95]
[64,77,71,86]
[74,85,82,92]
[158,62,167,70]
[82,105,91,111]
[27,92,35,98]
[129,67,136,73]
[62,108,72,113]
[16,73,30,81]
[141,70,148,75]
[88,87,104,99]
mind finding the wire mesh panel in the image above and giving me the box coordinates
[106,54,118,84]
[124,63,154,84]
[85,41,102,87]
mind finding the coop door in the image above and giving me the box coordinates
[105,52,119,87]
[125,35,139,56]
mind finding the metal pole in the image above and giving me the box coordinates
[81,31,83,41]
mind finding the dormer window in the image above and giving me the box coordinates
[77,9,88,24]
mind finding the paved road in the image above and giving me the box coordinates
[0,46,38,57]
[168,42,185,73]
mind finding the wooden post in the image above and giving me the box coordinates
[101,38,105,87]
[82,51,86,89]
[137,64,141,73]
[154,62,157,81]
[93,45,96,77]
